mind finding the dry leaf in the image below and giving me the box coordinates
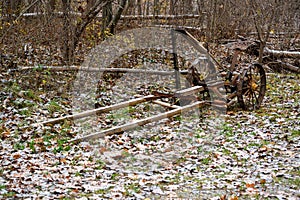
[13,154,21,159]
[246,183,255,188]
[260,179,266,184]
[229,196,238,200]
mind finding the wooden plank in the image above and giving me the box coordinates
[11,12,201,20]
[175,86,204,96]
[70,101,205,143]
[121,14,201,20]
[19,65,81,71]
[152,100,180,109]
[264,47,300,59]
[18,66,188,75]
[30,87,204,127]
[34,95,157,126]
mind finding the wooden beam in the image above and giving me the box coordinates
[264,47,300,59]
[70,100,205,143]
[34,95,158,126]
[18,66,189,75]
[6,12,201,20]
[274,60,300,73]
[152,100,180,109]
[175,86,204,97]
[121,14,201,20]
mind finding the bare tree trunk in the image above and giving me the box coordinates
[125,0,135,15]
[154,0,159,16]
[249,0,276,64]
[62,0,73,64]
[101,0,112,39]
[108,0,127,34]
[169,0,176,15]
[73,0,109,52]
[87,0,96,11]
[145,0,150,15]
[207,0,218,42]
[48,0,56,13]
[137,0,142,15]
[5,0,21,19]
[183,0,193,14]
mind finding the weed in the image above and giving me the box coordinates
[47,100,61,113]
[200,157,211,165]
[95,159,106,170]
[222,124,234,137]
[53,139,70,153]
[111,172,120,181]
[124,183,141,195]
[222,148,231,155]
[3,191,16,197]
[75,172,82,177]
[290,130,300,139]
[19,108,32,116]
[13,143,25,151]
[174,157,187,165]
[25,89,35,99]
[95,186,113,195]
[28,140,36,153]
[197,146,203,153]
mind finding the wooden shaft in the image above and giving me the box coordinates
[35,95,157,126]
[70,101,205,143]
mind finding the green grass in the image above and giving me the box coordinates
[13,142,25,151]
[220,123,234,137]
[200,157,211,165]
[47,100,61,113]
[124,183,141,196]
[111,172,120,181]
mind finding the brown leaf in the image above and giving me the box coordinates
[60,158,67,164]
[1,131,10,139]
[229,196,238,200]
[13,154,21,159]
[260,179,266,184]
[99,147,107,153]
[246,183,255,188]
[258,145,268,153]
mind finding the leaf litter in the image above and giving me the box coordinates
[0,59,300,199]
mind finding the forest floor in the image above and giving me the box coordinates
[0,38,299,199]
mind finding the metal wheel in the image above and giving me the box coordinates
[237,63,266,110]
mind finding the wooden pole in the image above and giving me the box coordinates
[34,95,157,126]
[70,100,205,143]
[17,66,189,75]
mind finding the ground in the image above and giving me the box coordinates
[0,51,299,199]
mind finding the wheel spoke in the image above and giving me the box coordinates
[237,63,266,110]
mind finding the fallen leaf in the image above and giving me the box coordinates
[246,183,255,188]
[229,196,238,200]
[260,179,266,184]
[13,154,21,159]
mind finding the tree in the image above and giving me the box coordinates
[247,0,277,64]
[60,0,127,63]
